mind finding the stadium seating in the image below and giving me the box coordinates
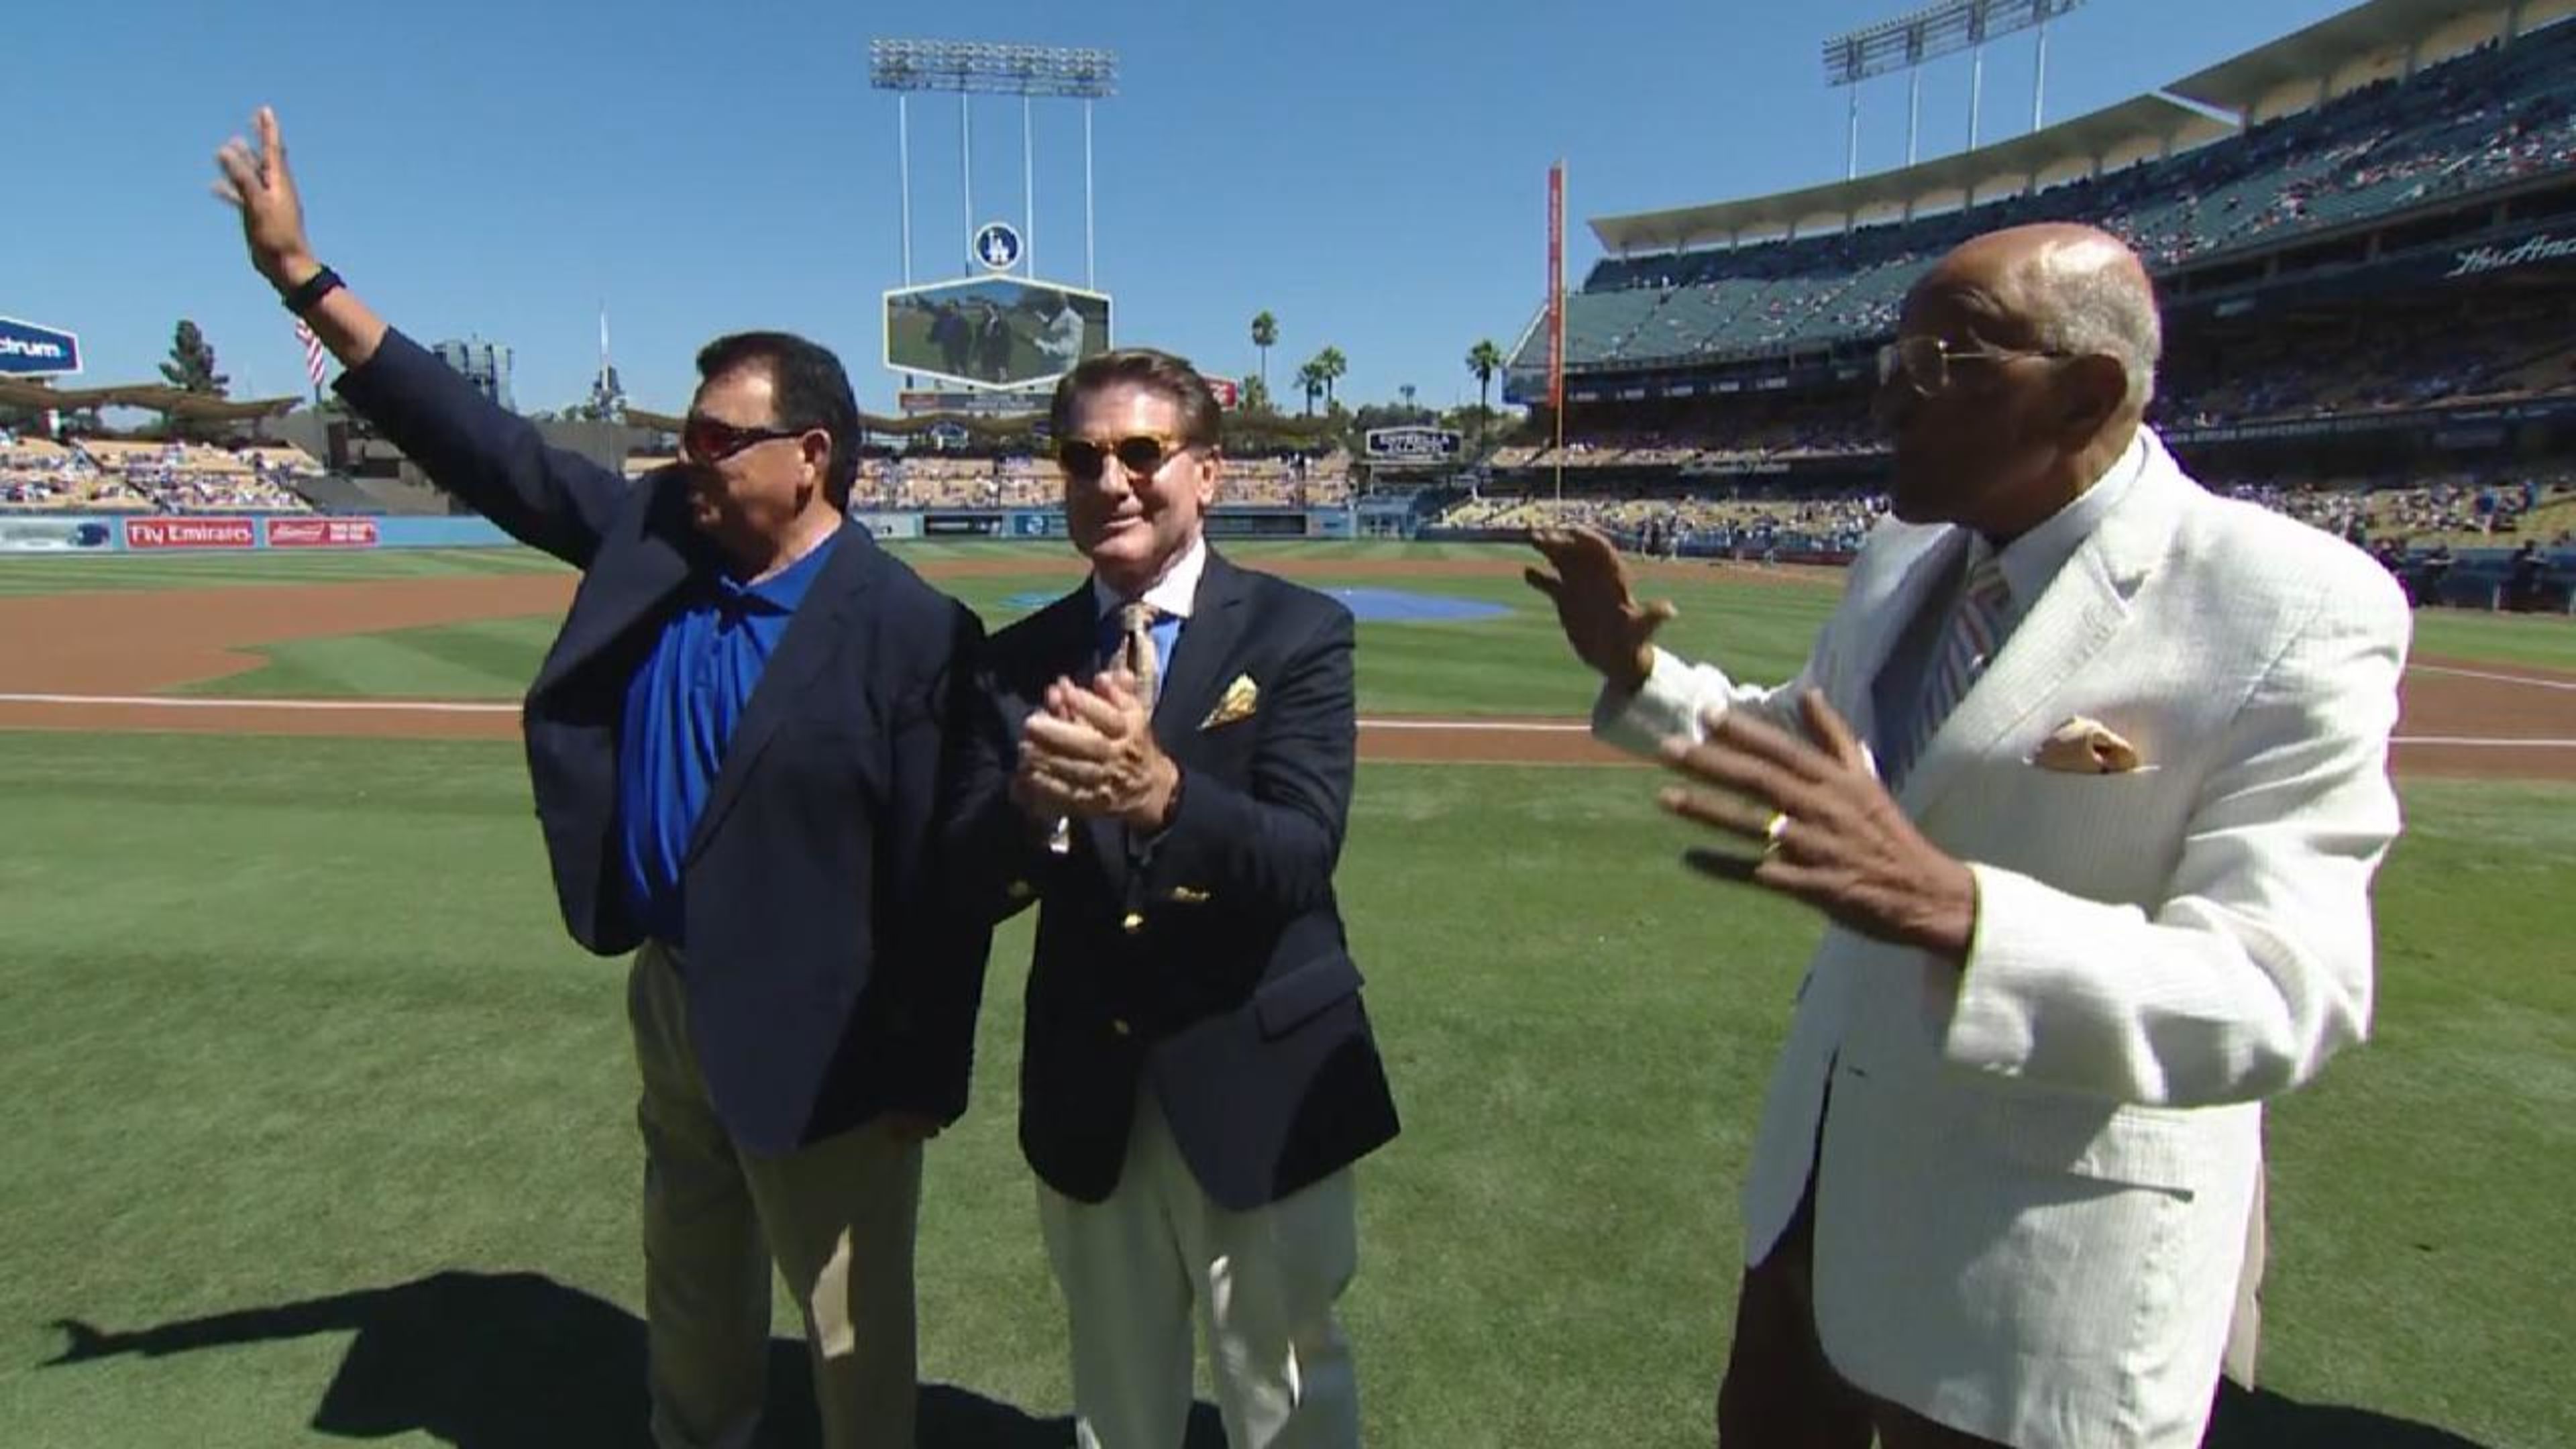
[64,439,315,514]
[1,438,317,514]
[805,450,1356,512]
[1548,20,2576,371]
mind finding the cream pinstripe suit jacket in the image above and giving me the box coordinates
[1596,429,2410,1447]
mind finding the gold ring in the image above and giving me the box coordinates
[1762,811,1790,852]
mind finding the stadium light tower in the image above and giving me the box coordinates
[868,40,1120,287]
[1824,0,2084,178]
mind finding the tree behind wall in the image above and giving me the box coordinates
[160,321,231,441]
[160,321,230,397]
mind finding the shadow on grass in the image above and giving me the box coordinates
[44,1268,1227,1448]
[2205,1379,2494,1448]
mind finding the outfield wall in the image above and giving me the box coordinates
[0,515,511,553]
[0,508,1358,553]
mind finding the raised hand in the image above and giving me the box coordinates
[1525,525,1677,694]
[1658,690,1977,957]
[212,107,320,288]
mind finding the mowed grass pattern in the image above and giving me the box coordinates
[62,543,1849,716]
[0,734,2568,1446]
[0,546,570,596]
[2,541,2572,1446]
[11,540,2567,710]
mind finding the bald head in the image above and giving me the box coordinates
[1927,223,2163,418]
[1880,224,2163,535]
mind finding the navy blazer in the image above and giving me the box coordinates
[338,331,991,1155]
[951,549,1399,1210]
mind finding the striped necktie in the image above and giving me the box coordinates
[1882,547,2010,790]
[1118,600,1162,713]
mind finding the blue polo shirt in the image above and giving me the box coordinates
[617,530,842,947]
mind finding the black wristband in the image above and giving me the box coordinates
[279,265,343,317]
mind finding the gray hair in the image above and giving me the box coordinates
[2023,236,2163,417]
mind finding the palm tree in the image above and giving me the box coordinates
[1295,360,1326,417]
[1313,347,1348,410]
[1250,311,1278,392]
[1398,384,1418,413]
[1466,339,1505,417]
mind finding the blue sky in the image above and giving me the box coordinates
[15,0,2357,417]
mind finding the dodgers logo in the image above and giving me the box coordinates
[974,222,1023,272]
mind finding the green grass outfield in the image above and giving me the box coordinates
[1,542,2570,1446]
[1,736,2567,1446]
[9,542,2571,700]
[46,541,1818,716]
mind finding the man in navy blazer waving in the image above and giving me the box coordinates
[215,108,989,1449]
[951,349,1399,1448]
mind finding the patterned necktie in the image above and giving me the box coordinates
[1119,600,1162,713]
[1046,601,1163,859]
[1882,547,2011,790]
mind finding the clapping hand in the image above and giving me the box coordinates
[1012,670,1180,831]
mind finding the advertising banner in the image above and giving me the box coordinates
[1363,426,1464,464]
[849,511,922,541]
[0,316,80,376]
[266,517,382,548]
[896,390,1046,418]
[124,516,256,550]
[920,513,1003,537]
[0,516,115,551]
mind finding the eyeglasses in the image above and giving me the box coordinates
[681,415,812,464]
[1057,433,1200,483]
[1876,335,2073,398]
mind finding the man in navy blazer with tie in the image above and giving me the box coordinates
[216,108,989,1449]
[951,350,1398,1448]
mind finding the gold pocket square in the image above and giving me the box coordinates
[1165,885,1213,904]
[2031,716,2146,774]
[1200,674,1260,730]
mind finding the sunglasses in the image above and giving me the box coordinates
[681,415,812,464]
[1056,433,1199,482]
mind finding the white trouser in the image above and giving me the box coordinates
[1038,1087,1362,1449]
[630,941,924,1449]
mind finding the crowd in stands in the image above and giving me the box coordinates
[1432,465,2576,554]
[619,449,1360,511]
[1489,402,1881,472]
[1488,297,2576,478]
[0,430,320,513]
[1551,19,2576,370]
[1434,488,1885,556]
[2154,309,2576,429]
[2220,470,2576,546]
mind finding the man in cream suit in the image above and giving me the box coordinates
[1527,224,2407,1448]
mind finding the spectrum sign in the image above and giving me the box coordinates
[0,316,80,376]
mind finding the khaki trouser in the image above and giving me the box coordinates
[629,941,924,1449]
[1038,1086,1362,1449]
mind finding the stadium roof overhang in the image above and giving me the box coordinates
[2166,0,2504,112]
[1589,92,2220,254]
[0,377,301,419]
[1589,0,2538,257]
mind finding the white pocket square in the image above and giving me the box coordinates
[1200,674,1259,730]
[2030,715,2147,774]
